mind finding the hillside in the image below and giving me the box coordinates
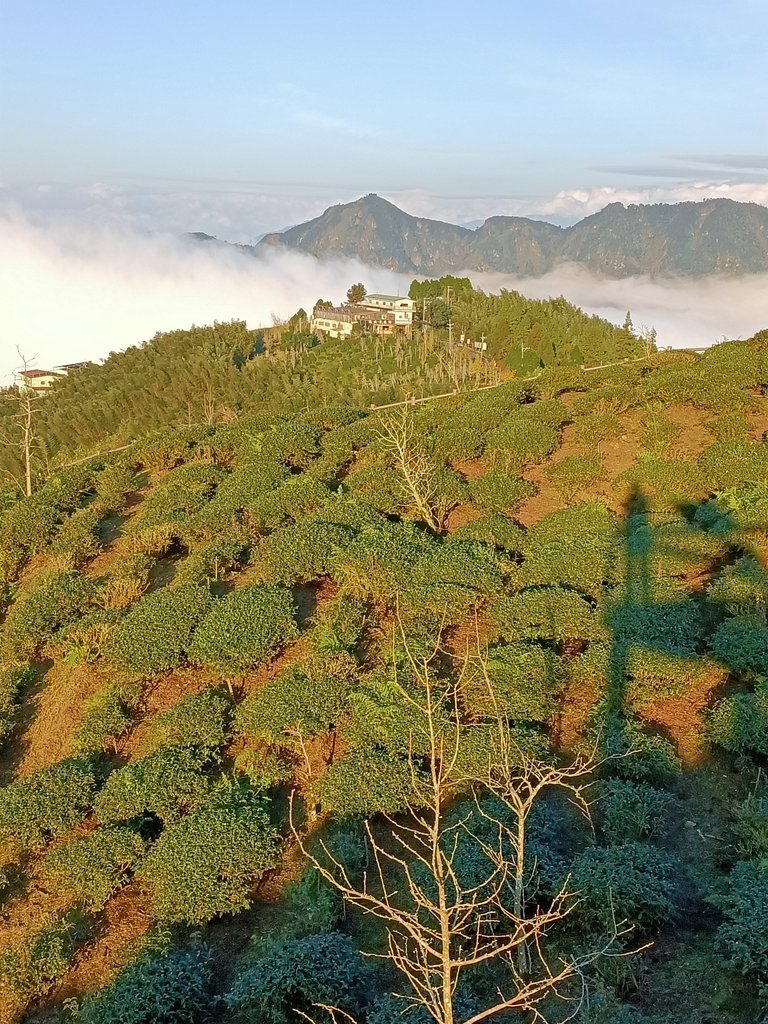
[257,194,768,277]
[0,281,645,490]
[1,331,768,1023]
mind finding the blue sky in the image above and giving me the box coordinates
[2,0,768,233]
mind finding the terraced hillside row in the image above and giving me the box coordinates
[0,335,767,1024]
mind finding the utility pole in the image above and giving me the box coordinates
[447,321,453,346]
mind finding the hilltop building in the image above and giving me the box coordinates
[311,293,415,339]
[15,362,90,394]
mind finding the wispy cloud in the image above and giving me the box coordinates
[257,83,381,142]
[669,154,768,170]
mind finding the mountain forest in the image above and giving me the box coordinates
[1,279,768,1024]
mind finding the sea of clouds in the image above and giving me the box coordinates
[2,198,768,385]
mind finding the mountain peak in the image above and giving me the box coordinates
[258,195,768,278]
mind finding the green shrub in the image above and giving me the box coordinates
[0,662,35,748]
[462,642,562,722]
[188,585,298,674]
[212,456,291,509]
[77,942,215,1024]
[173,537,247,586]
[469,472,534,514]
[607,597,702,655]
[429,423,486,462]
[92,460,138,514]
[545,455,606,499]
[710,410,753,442]
[733,790,768,858]
[525,501,616,547]
[49,505,103,567]
[598,713,681,781]
[139,787,279,924]
[105,583,212,674]
[625,649,725,709]
[313,592,368,655]
[258,419,323,467]
[515,533,617,599]
[449,513,527,555]
[490,588,606,643]
[95,745,211,824]
[245,475,331,534]
[249,520,355,584]
[44,607,124,662]
[403,541,506,624]
[714,858,768,978]
[616,455,709,509]
[345,676,448,756]
[330,522,435,604]
[235,656,357,746]
[0,569,95,661]
[574,410,622,447]
[709,691,768,757]
[99,552,154,610]
[699,440,768,489]
[0,758,96,854]
[139,687,231,755]
[227,931,371,1024]
[598,780,670,844]
[40,824,145,910]
[710,618,768,674]
[569,842,677,931]
[131,426,217,470]
[318,747,421,815]
[344,461,407,516]
[0,913,79,1002]
[485,417,560,471]
[73,680,142,755]
[708,557,768,619]
[640,405,680,456]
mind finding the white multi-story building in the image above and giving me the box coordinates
[310,294,416,339]
[361,294,415,326]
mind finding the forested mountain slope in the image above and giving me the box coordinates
[257,194,768,277]
[1,333,768,1023]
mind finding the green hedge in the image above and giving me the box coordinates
[95,745,211,824]
[139,787,279,924]
[77,943,215,1024]
[0,759,96,854]
[188,585,298,674]
[139,687,231,756]
[105,583,212,674]
[41,824,145,910]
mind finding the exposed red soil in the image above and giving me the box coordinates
[450,457,486,481]
[663,403,716,460]
[747,404,768,440]
[444,503,482,533]
[50,881,154,1008]
[638,673,725,767]
[516,410,646,528]
[118,666,220,760]
[3,662,108,781]
[555,677,604,753]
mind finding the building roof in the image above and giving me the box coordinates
[18,368,64,378]
[364,293,413,304]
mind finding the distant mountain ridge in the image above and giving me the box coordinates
[256,194,768,277]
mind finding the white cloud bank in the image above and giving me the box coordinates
[1,211,766,385]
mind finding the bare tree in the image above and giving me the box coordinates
[378,406,446,531]
[0,351,43,497]
[292,641,630,1024]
